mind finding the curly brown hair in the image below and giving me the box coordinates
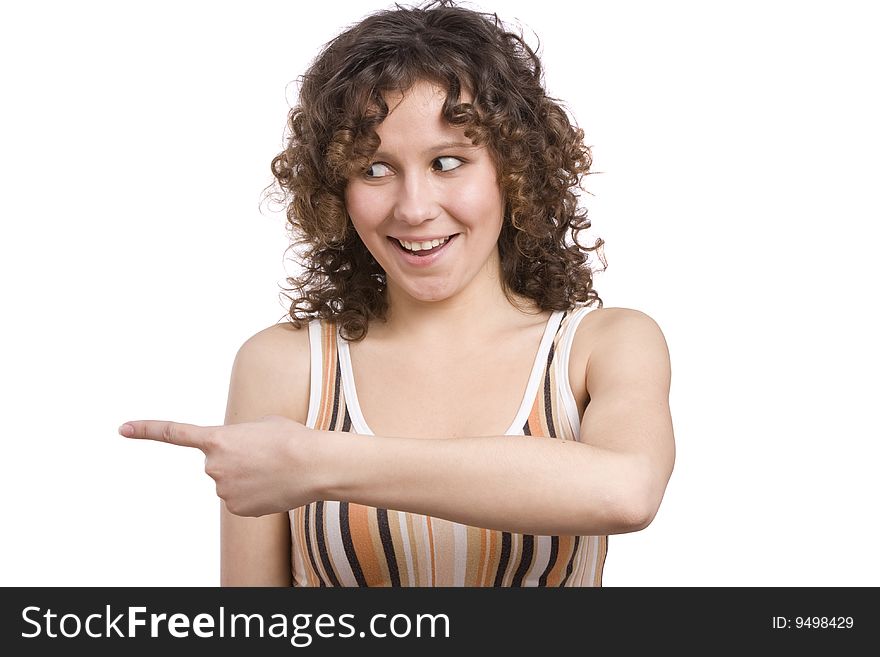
[268,0,604,341]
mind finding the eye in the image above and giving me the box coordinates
[365,162,392,178]
[432,156,463,172]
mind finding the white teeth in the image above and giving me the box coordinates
[397,236,450,252]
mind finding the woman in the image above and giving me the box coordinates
[120,0,674,587]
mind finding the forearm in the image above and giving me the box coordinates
[316,432,657,536]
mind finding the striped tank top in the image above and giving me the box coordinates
[289,305,606,586]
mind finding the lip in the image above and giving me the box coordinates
[387,233,458,267]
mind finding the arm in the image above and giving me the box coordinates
[220,324,310,586]
[121,309,673,537]
[321,308,675,536]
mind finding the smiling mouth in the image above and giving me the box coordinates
[388,234,458,256]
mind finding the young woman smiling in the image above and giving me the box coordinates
[120,0,675,587]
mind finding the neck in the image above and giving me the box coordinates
[379,262,538,346]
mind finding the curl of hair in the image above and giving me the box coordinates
[268,0,604,341]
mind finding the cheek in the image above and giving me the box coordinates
[448,175,504,230]
[345,186,386,232]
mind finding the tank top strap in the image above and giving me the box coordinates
[514,309,564,437]
[554,304,597,360]
[306,318,352,432]
[519,304,598,439]
[552,304,599,438]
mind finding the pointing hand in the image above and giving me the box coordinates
[119,415,324,517]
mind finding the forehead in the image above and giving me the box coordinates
[382,80,472,110]
[374,81,472,148]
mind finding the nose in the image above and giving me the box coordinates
[393,173,440,226]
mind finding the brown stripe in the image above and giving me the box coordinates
[511,534,535,586]
[375,508,401,586]
[493,532,513,586]
[541,342,557,438]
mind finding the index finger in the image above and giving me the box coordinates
[119,420,211,450]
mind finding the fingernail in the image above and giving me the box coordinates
[119,423,134,437]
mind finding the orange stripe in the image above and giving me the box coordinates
[484,529,501,586]
[546,534,574,586]
[473,527,488,586]
[293,507,306,586]
[347,503,383,586]
[526,393,542,436]
[367,507,392,586]
[316,324,334,430]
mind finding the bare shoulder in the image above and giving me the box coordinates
[570,306,671,398]
[580,306,666,340]
[225,321,312,425]
[237,321,311,359]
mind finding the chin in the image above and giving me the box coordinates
[411,291,450,303]
[402,284,454,303]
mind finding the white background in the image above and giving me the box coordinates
[2,0,877,587]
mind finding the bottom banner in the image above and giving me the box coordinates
[1,587,869,653]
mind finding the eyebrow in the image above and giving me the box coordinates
[373,141,480,159]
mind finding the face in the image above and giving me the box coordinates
[344,80,505,306]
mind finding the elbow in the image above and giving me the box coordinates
[609,462,669,534]
[584,488,656,536]
[617,494,660,533]
[600,492,653,534]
